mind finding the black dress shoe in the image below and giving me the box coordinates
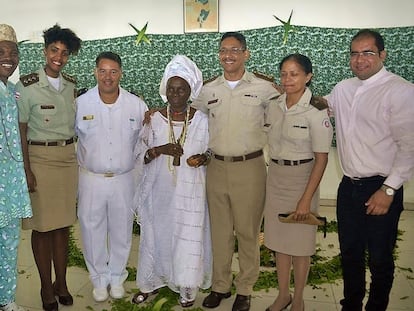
[42,301,58,311]
[56,294,73,306]
[202,291,232,308]
[53,282,73,305]
[232,294,251,311]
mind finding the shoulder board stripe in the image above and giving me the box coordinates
[20,73,39,87]
[310,96,328,110]
[62,72,77,84]
[203,76,218,85]
[253,71,274,82]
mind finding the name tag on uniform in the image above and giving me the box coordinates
[208,99,218,105]
[40,105,55,109]
[83,115,94,120]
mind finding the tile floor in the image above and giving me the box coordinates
[15,205,414,311]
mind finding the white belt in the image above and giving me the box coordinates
[79,166,132,178]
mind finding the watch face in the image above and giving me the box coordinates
[386,188,395,196]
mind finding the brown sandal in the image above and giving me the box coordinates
[131,289,159,304]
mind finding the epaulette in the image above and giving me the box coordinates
[76,88,88,98]
[20,73,39,87]
[128,90,145,100]
[62,72,77,84]
[253,71,274,83]
[310,96,328,110]
[203,76,218,85]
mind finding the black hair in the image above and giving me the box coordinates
[43,24,81,55]
[351,29,385,52]
[220,32,247,50]
[95,51,122,67]
[279,53,313,86]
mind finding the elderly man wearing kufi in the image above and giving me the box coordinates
[132,55,212,308]
[0,24,32,311]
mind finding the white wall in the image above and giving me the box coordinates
[5,0,414,41]
[5,0,414,203]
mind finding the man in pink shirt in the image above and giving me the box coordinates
[327,29,414,311]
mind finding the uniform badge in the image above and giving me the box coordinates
[83,115,94,120]
[322,118,331,128]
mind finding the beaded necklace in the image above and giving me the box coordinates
[167,103,190,171]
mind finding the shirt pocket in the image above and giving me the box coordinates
[127,116,140,131]
[36,104,57,126]
[240,96,264,122]
[77,115,98,133]
[206,98,221,119]
[285,117,309,140]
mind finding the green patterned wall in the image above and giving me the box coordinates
[19,25,413,109]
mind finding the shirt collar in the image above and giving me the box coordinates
[278,87,312,110]
[360,66,387,86]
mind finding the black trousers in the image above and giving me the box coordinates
[337,176,403,311]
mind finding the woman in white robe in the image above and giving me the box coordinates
[132,55,212,308]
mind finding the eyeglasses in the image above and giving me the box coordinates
[218,47,246,55]
[350,51,379,59]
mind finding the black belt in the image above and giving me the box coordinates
[272,158,313,166]
[28,137,75,146]
[344,175,385,185]
[214,150,263,162]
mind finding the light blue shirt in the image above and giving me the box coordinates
[0,81,32,227]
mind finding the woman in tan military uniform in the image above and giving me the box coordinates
[264,54,333,311]
[16,24,81,311]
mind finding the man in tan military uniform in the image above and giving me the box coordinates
[192,32,280,311]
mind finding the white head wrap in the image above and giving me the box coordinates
[159,55,203,103]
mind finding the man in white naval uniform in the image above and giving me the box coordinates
[75,51,148,302]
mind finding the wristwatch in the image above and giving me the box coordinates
[380,185,395,196]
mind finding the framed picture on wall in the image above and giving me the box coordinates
[184,0,219,33]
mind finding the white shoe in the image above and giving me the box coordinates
[109,284,125,299]
[92,287,109,302]
[1,302,25,311]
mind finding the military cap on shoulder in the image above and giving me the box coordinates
[20,73,39,87]
[62,72,77,84]
[310,96,329,110]
[253,71,274,83]
[203,75,218,85]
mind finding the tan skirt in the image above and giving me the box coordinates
[22,144,78,232]
[263,160,318,256]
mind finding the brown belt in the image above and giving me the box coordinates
[28,137,75,146]
[272,158,313,166]
[214,150,263,162]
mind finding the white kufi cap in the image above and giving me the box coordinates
[0,24,18,43]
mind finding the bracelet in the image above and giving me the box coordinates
[144,150,153,162]
[203,149,213,165]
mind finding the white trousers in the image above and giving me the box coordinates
[78,169,135,289]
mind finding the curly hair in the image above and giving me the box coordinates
[43,24,81,55]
